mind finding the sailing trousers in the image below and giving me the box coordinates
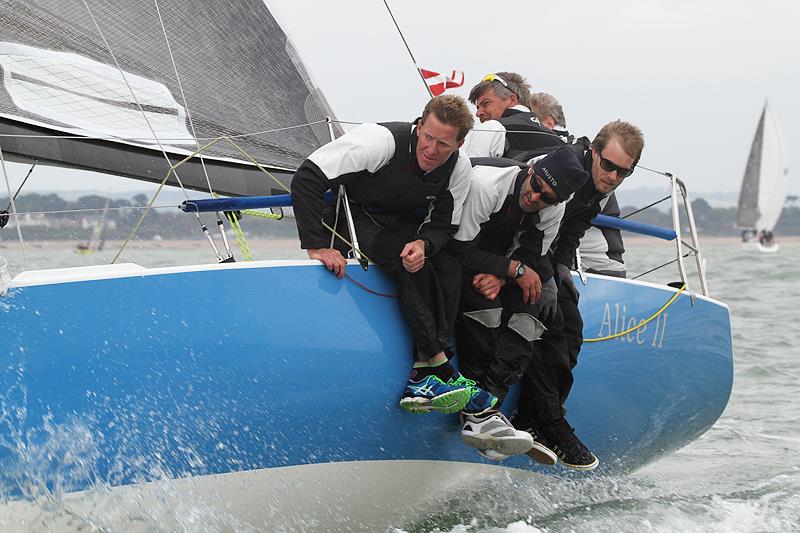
[518,280,580,423]
[455,276,554,406]
[327,207,461,363]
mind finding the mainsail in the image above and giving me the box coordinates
[0,0,341,196]
[736,101,791,231]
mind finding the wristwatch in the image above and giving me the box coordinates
[513,261,526,279]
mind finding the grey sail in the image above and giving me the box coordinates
[736,106,765,229]
[0,0,341,196]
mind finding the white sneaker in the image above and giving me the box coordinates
[460,411,533,456]
[478,449,510,461]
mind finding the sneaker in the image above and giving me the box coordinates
[477,448,510,461]
[448,374,498,415]
[513,423,558,466]
[537,418,599,471]
[460,411,533,456]
[399,374,472,414]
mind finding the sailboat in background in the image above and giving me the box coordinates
[736,101,791,253]
[0,0,732,527]
[76,199,110,254]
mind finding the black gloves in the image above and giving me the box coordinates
[531,277,557,323]
[555,262,579,302]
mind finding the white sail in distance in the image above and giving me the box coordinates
[736,101,791,232]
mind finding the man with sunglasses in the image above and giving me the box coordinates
[528,93,625,277]
[446,147,589,460]
[462,72,565,160]
[512,120,645,471]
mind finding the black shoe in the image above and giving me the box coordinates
[511,417,558,467]
[537,417,599,471]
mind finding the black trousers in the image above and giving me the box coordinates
[328,207,461,363]
[517,280,580,423]
[455,275,561,406]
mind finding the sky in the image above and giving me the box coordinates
[4,0,798,200]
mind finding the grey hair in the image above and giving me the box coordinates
[530,92,567,128]
[468,71,532,108]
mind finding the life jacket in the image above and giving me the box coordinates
[499,109,566,161]
[343,121,459,212]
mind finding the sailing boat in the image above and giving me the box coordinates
[0,0,732,526]
[76,199,110,254]
[736,101,791,253]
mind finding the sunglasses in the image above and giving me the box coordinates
[598,152,635,178]
[483,73,509,89]
[531,174,558,205]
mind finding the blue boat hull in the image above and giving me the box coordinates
[0,261,733,497]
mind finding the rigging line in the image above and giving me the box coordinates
[380,0,433,98]
[152,0,214,197]
[637,164,674,178]
[81,0,215,264]
[151,0,233,260]
[621,195,671,219]
[584,284,685,342]
[2,160,38,211]
[222,137,291,193]
[631,252,692,280]
[80,0,191,200]
[0,147,29,269]
[6,205,179,217]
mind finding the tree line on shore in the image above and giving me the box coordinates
[3,193,800,241]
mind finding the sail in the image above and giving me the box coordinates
[736,102,791,231]
[0,0,342,196]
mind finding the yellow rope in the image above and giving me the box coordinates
[240,209,282,220]
[584,283,686,342]
[225,212,253,261]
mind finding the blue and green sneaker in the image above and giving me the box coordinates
[448,374,498,415]
[399,374,473,414]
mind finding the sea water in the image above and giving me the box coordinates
[0,241,798,532]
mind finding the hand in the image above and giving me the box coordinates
[472,273,506,300]
[400,239,426,273]
[555,263,578,301]
[308,248,347,279]
[514,264,542,304]
[531,277,557,322]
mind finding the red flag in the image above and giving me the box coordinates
[419,68,464,96]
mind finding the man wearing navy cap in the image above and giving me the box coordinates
[447,147,589,461]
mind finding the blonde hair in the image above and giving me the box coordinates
[422,94,474,141]
[593,120,645,165]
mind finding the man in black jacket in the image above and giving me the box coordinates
[448,147,589,461]
[291,95,498,419]
[514,120,645,471]
[462,72,565,160]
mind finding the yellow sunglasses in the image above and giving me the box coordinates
[483,73,509,89]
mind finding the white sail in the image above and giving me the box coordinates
[756,103,791,231]
[736,101,791,233]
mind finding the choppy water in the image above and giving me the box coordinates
[1,240,799,532]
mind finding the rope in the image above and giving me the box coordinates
[381,0,433,97]
[584,284,686,342]
[225,212,253,261]
[2,160,37,212]
[0,147,28,268]
[344,273,397,298]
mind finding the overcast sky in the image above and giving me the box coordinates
[272,0,799,197]
[6,0,798,198]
